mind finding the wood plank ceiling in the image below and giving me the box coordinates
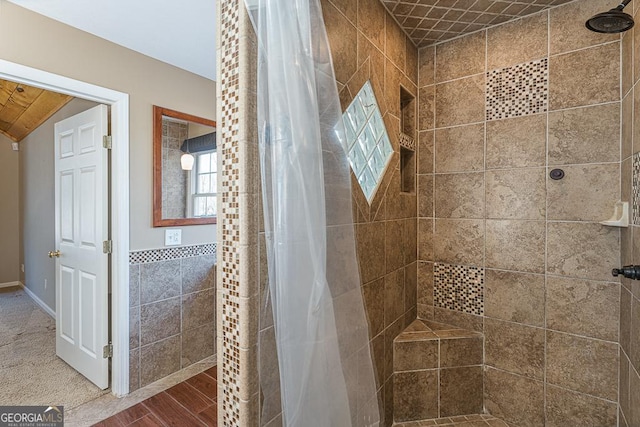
[0,79,72,142]
[383,0,575,47]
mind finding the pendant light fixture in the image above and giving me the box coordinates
[181,138,194,170]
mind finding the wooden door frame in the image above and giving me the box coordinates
[0,59,131,397]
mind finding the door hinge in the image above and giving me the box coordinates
[103,240,113,254]
[103,135,112,149]
[103,343,113,359]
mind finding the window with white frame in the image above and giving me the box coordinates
[189,151,217,217]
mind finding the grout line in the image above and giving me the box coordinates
[545,99,622,113]
[543,218,628,224]
[488,161,621,172]
[618,27,626,424]
[430,98,620,132]
[480,18,488,389]
[486,365,619,404]
[483,315,620,346]
[544,9,551,420]
[436,71,487,86]
[433,119,486,131]
[394,364,483,375]
[629,349,640,378]
[483,26,488,284]
[620,406,630,427]
[548,39,621,60]
[136,264,142,391]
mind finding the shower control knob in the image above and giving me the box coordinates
[549,169,565,180]
[612,265,640,280]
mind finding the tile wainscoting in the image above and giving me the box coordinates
[128,243,217,391]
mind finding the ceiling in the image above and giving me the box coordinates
[3,1,580,85]
[382,0,575,46]
[0,1,584,143]
[6,0,217,81]
[0,79,72,142]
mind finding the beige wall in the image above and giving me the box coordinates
[0,134,20,284]
[0,0,217,250]
[18,98,99,310]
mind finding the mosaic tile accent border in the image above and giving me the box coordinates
[434,263,484,316]
[399,132,416,151]
[486,58,549,121]
[633,153,640,225]
[129,243,216,265]
[218,0,243,425]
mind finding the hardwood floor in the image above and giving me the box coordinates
[92,367,217,426]
[91,367,507,427]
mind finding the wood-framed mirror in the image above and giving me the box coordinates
[153,106,217,227]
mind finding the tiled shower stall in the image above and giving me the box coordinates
[418,2,622,424]
[215,0,640,425]
[620,0,640,424]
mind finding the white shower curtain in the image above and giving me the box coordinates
[243,0,381,426]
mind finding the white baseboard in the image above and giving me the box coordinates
[0,281,22,289]
[20,283,56,320]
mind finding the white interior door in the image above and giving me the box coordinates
[54,104,109,390]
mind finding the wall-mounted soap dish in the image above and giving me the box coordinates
[600,201,629,227]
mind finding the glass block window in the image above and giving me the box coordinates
[342,81,393,202]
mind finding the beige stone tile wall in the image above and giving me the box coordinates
[161,120,188,219]
[299,1,421,425]
[418,1,624,425]
[128,253,216,392]
[251,0,420,425]
[620,2,640,427]
[392,320,483,421]
[219,0,638,424]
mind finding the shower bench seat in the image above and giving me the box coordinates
[393,319,484,423]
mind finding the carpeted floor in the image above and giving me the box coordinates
[0,286,108,408]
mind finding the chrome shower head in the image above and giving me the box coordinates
[586,0,634,33]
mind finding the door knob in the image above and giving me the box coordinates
[48,250,61,258]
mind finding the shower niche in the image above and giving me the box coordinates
[400,87,416,194]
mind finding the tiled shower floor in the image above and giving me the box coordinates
[393,414,510,426]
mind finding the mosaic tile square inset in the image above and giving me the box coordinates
[633,153,640,225]
[434,263,484,316]
[486,58,549,121]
